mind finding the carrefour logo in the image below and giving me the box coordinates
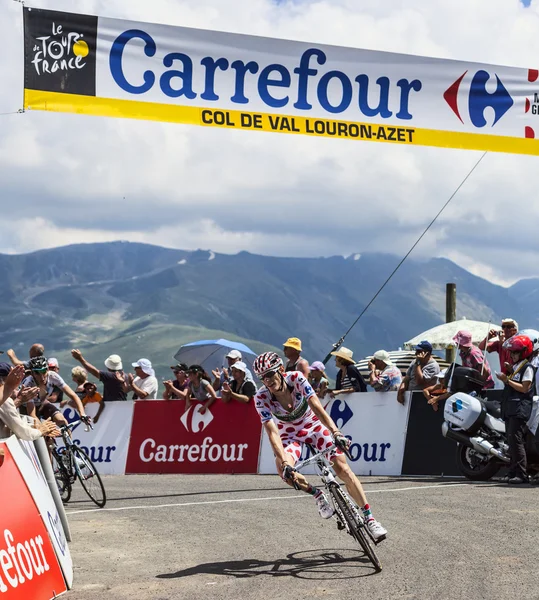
[180,404,214,433]
[444,70,513,127]
[329,399,354,430]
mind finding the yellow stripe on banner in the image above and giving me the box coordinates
[24,89,539,156]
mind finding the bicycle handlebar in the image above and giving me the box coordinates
[60,419,93,433]
[294,441,352,472]
[294,443,338,471]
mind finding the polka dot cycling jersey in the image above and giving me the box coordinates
[254,371,341,462]
[254,371,316,425]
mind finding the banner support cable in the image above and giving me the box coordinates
[323,150,488,364]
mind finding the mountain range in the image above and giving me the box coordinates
[1,241,537,384]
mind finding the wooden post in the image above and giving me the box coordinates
[445,283,456,363]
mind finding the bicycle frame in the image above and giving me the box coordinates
[52,420,87,474]
[294,443,340,488]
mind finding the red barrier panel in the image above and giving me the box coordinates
[125,400,263,474]
[0,443,67,599]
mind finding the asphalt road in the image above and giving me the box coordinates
[64,474,539,600]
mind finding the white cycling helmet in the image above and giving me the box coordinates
[519,329,539,353]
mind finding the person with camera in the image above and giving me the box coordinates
[453,330,494,389]
[479,319,518,375]
[397,340,440,404]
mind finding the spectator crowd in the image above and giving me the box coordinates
[0,317,531,460]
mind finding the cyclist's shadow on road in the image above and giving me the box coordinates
[157,548,377,580]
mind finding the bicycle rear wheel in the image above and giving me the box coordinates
[71,446,107,508]
[52,450,72,504]
[329,485,382,572]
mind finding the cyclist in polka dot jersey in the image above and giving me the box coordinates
[253,352,387,541]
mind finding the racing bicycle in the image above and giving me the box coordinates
[293,443,382,572]
[51,420,107,508]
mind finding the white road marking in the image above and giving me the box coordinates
[66,482,475,516]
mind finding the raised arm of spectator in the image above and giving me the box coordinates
[71,349,100,378]
[1,365,26,407]
[479,331,499,352]
[6,349,25,367]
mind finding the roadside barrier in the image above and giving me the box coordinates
[126,400,262,474]
[0,436,71,598]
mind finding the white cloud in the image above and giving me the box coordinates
[1,0,538,286]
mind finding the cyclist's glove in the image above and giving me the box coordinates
[282,464,297,481]
[333,433,351,452]
[81,415,93,429]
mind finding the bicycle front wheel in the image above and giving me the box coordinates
[71,446,107,508]
[330,485,382,572]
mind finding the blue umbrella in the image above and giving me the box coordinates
[173,339,257,375]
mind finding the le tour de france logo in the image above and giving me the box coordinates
[30,21,89,76]
[24,8,97,96]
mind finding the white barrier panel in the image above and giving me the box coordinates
[258,392,411,476]
[33,435,72,543]
[6,436,74,589]
[60,402,134,475]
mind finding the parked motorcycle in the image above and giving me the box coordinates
[441,366,539,480]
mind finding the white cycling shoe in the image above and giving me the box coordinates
[366,519,387,541]
[315,492,335,519]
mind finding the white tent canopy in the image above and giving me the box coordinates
[404,318,502,351]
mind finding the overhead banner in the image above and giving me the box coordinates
[23,7,539,155]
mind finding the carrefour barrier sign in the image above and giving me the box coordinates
[23,6,539,155]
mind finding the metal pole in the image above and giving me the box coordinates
[445,283,456,363]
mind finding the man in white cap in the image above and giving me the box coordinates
[212,349,253,391]
[368,350,402,392]
[127,359,158,399]
[71,350,127,424]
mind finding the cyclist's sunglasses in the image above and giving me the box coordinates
[260,370,280,381]
[31,368,48,373]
